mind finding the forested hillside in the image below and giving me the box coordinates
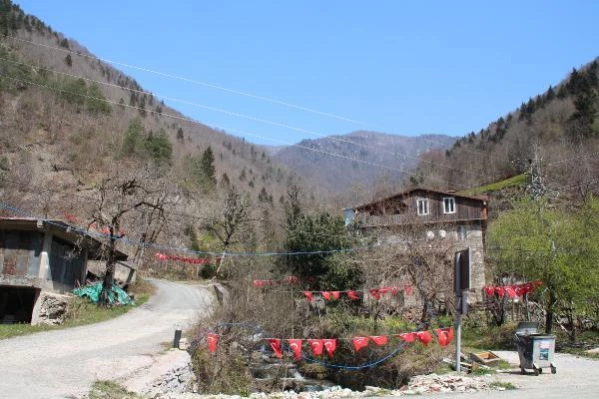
[0,0,314,262]
[415,58,599,200]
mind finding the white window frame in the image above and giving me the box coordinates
[416,198,429,216]
[443,196,456,214]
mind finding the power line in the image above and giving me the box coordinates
[12,34,527,170]
[0,55,488,179]
[10,36,373,127]
[0,200,371,257]
[0,72,478,187]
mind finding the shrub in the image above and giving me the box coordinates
[200,263,216,279]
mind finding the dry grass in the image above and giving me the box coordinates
[89,380,142,399]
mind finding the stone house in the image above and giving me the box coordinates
[0,217,128,324]
[344,188,488,302]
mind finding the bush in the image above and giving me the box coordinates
[200,263,216,279]
[144,129,173,166]
[192,346,253,395]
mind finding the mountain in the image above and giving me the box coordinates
[415,58,599,199]
[273,131,456,194]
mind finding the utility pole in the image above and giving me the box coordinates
[454,248,471,372]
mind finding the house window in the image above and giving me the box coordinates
[443,197,456,214]
[457,225,467,241]
[416,198,429,216]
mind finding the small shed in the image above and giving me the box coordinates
[0,217,128,324]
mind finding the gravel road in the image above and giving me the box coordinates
[384,350,599,399]
[0,279,214,399]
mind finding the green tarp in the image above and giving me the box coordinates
[73,282,133,305]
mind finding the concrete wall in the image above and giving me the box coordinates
[1,228,90,293]
[0,231,43,279]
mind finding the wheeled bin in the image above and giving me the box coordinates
[514,322,556,375]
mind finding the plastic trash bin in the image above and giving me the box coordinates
[514,322,557,375]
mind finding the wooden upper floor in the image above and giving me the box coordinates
[345,188,488,228]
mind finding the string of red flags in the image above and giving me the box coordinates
[483,280,543,298]
[206,327,454,358]
[253,276,300,287]
[63,212,126,236]
[302,285,413,302]
[154,252,217,265]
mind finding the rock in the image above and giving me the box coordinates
[125,349,195,396]
[179,338,190,351]
[33,292,72,325]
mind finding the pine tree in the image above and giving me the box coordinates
[201,146,216,186]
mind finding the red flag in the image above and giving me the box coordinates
[331,291,341,300]
[495,287,505,297]
[505,286,517,298]
[369,289,381,300]
[303,291,314,301]
[286,276,299,285]
[370,336,388,346]
[267,339,283,358]
[308,339,324,356]
[390,286,400,296]
[484,286,495,297]
[379,287,390,296]
[416,331,432,346]
[346,290,360,300]
[435,328,454,347]
[287,339,303,361]
[352,336,370,352]
[323,339,337,357]
[207,333,218,352]
[514,285,525,296]
[396,332,416,343]
[322,291,332,301]
[404,285,413,296]
[253,280,265,288]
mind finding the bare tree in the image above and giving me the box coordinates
[89,170,174,304]
[200,186,254,276]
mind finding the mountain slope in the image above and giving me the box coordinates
[415,58,599,198]
[273,131,455,194]
[0,1,311,255]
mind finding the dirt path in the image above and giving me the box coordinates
[0,279,214,399]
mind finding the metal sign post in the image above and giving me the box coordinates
[454,248,471,372]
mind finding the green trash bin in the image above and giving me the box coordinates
[514,322,557,375]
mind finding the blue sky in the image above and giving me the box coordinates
[16,1,599,146]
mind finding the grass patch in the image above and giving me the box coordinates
[472,367,497,376]
[461,322,516,352]
[490,381,517,390]
[0,278,155,340]
[497,359,512,370]
[458,173,527,196]
[89,380,142,399]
